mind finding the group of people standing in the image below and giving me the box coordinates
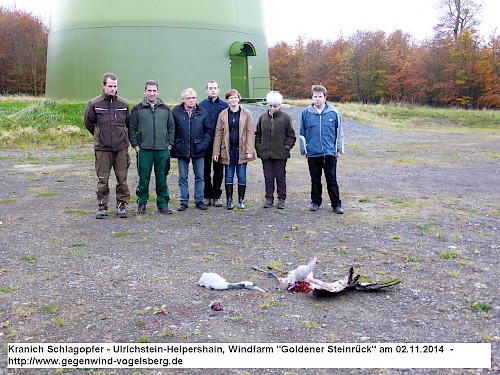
[84,73,344,219]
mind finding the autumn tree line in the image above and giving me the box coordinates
[269,0,499,108]
[0,1,499,108]
[269,30,499,108]
[0,8,47,96]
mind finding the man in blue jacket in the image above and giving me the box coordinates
[199,80,228,207]
[171,88,211,211]
[300,85,344,214]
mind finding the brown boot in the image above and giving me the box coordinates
[263,198,273,208]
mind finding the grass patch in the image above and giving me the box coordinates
[304,321,320,329]
[329,102,500,130]
[113,232,130,238]
[471,302,490,311]
[0,198,16,204]
[261,301,286,309]
[63,209,90,214]
[40,305,60,314]
[34,191,59,197]
[389,198,405,204]
[2,97,498,149]
[416,224,431,231]
[20,255,37,262]
[69,242,88,247]
[438,251,458,259]
[0,97,89,148]
[0,286,13,293]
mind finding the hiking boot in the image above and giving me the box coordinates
[213,198,223,207]
[95,209,107,219]
[117,203,127,218]
[196,201,208,210]
[177,203,188,211]
[263,199,273,208]
[158,206,173,215]
[136,204,146,215]
[276,199,285,209]
[333,205,344,214]
[309,203,319,211]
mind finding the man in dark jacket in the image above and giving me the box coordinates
[171,88,211,211]
[129,80,175,215]
[84,72,131,219]
[199,80,228,207]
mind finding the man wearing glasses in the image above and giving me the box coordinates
[171,88,211,211]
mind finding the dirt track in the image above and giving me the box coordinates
[0,105,499,374]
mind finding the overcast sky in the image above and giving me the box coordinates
[1,0,498,45]
[263,0,499,45]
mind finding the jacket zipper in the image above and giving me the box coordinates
[110,97,114,151]
[152,105,156,150]
[188,111,191,157]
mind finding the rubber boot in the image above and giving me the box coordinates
[238,184,246,209]
[225,184,234,210]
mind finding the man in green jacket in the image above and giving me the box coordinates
[129,80,175,215]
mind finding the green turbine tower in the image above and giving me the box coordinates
[45,0,270,102]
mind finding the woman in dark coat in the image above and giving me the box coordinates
[255,91,296,209]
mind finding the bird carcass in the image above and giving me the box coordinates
[198,272,265,292]
[254,257,401,297]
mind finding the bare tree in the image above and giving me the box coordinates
[436,0,483,39]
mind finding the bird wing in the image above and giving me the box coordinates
[305,270,351,293]
[354,278,402,291]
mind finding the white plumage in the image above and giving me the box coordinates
[284,256,317,286]
[198,272,265,292]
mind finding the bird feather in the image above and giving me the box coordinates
[198,272,265,292]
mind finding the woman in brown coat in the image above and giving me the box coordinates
[213,89,255,210]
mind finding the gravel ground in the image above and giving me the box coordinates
[0,104,498,375]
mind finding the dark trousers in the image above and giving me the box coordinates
[262,159,287,201]
[136,149,170,208]
[204,142,224,199]
[94,149,130,209]
[307,155,341,207]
